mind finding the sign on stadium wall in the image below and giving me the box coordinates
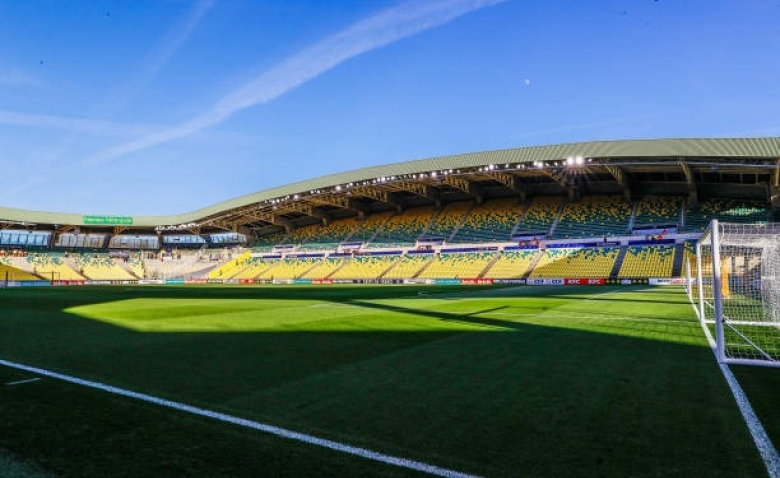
[527,278,565,286]
[460,278,494,285]
[493,279,526,285]
[82,215,133,226]
[564,278,606,285]
[4,280,52,287]
[649,278,687,286]
[184,278,208,284]
[53,280,85,286]
[431,279,460,285]
[602,278,650,285]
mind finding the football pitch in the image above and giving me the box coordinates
[1,284,778,478]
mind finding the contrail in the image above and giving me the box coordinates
[97,0,216,116]
[86,0,507,165]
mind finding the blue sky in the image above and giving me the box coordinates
[1,0,778,216]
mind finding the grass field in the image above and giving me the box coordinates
[1,284,778,477]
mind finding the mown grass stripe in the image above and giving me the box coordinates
[0,358,482,478]
[690,295,780,478]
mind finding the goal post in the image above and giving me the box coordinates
[695,220,780,367]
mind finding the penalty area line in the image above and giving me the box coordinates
[0,358,482,478]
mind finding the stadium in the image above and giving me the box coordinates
[2,137,780,478]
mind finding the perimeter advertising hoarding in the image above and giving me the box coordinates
[4,281,52,287]
[53,280,85,286]
[527,278,565,286]
[564,278,606,285]
[649,278,687,286]
[460,278,494,285]
[492,279,526,285]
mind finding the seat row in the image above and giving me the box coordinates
[214,244,683,281]
[251,196,768,251]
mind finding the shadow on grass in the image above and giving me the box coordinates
[2,284,770,478]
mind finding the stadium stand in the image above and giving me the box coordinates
[74,253,135,281]
[483,249,540,278]
[128,255,145,278]
[633,196,683,229]
[330,255,398,280]
[0,254,40,281]
[618,245,676,278]
[208,251,252,279]
[382,253,434,279]
[513,196,562,237]
[348,211,394,246]
[230,257,279,280]
[27,252,84,281]
[300,217,361,250]
[684,198,768,231]
[141,251,214,280]
[553,195,632,239]
[283,224,318,248]
[369,206,437,248]
[451,198,525,243]
[0,265,39,281]
[417,252,496,279]
[680,240,698,277]
[530,247,620,278]
[301,256,348,279]
[262,257,323,280]
[423,201,472,242]
[251,231,288,252]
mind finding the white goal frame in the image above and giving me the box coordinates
[691,219,780,368]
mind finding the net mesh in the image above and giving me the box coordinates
[695,222,780,365]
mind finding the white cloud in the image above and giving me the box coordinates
[87,0,507,165]
[0,110,157,137]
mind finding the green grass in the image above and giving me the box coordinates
[0,284,776,477]
[0,448,54,478]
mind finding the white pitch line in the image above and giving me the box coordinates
[0,358,482,478]
[5,377,42,386]
[688,297,780,478]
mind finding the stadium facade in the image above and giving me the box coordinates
[1,137,779,284]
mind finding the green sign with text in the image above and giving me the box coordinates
[83,215,134,226]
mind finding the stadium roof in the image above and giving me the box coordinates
[2,137,779,234]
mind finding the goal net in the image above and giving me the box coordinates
[691,220,780,367]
